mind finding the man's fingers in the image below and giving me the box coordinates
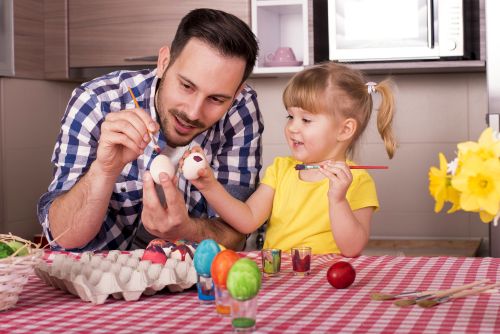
[159,173,180,208]
[143,171,162,209]
[101,131,144,155]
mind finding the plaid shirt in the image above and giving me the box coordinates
[37,69,263,251]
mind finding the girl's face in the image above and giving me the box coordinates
[284,107,346,164]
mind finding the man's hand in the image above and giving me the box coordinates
[97,108,159,176]
[141,171,192,240]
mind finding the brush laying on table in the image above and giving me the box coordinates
[417,281,500,308]
[393,279,490,307]
[295,164,388,170]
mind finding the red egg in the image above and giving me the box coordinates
[211,249,241,288]
[141,245,167,265]
[326,261,356,289]
[148,238,168,247]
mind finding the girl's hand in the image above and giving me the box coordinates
[319,161,353,203]
[178,146,216,191]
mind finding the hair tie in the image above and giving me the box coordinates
[366,82,377,94]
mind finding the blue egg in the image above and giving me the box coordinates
[193,239,221,276]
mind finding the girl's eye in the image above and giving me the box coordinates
[302,118,311,123]
[286,115,293,120]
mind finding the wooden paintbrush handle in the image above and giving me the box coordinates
[450,282,500,299]
[433,278,490,298]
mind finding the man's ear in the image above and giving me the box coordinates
[337,118,357,142]
[156,46,171,78]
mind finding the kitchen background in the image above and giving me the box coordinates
[0,0,490,255]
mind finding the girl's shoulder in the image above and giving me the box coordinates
[268,156,298,170]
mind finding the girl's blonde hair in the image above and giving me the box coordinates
[283,62,396,159]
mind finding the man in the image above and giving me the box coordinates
[37,8,263,251]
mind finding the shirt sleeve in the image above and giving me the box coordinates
[346,170,380,211]
[37,86,103,248]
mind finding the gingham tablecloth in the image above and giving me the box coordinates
[2,251,500,333]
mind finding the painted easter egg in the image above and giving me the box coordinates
[150,154,175,184]
[211,249,241,288]
[226,258,261,300]
[193,239,221,276]
[182,152,207,180]
[141,244,167,265]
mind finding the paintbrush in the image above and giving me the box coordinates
[394,278,490,307]
[295,164,388,170]
[417,281,500,308]
[127,86,161,154]
[371,289,438,301]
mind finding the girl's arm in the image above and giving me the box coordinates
[180,149,275,234]
[319,161,372,257]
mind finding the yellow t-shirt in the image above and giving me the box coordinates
[261,157,379,254]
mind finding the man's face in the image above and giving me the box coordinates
[155,39,246,147]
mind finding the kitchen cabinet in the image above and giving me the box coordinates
[0,0,45,79]
[68,0,250,68]
[251,0,312,76]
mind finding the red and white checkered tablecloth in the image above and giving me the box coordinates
[2,251,500,333]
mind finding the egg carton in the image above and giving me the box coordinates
[34,249,197,305]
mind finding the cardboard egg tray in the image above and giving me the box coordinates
[34,249,197,305]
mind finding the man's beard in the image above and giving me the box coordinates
[157,106,207,147]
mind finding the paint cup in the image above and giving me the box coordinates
[231,295,258,332]
[291,246,312,276]
[197,274,215,303]
[214,284,231,316]
[261,248,281,276]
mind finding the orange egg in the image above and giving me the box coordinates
[210,249,241,288]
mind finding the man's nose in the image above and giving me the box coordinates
[186,95,204,121]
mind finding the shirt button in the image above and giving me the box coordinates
[120,187,126,192]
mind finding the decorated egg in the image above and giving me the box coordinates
[150,154,175,184]
[211,249,241,288]
[182,152,207,180]
[141,244,167,265]
[226,258,261,300]
[147,238,168,247]
[170,244,195,262]
[193,239,221,276]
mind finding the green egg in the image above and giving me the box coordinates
[226,258,261,300]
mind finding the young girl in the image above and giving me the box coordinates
[184,62,396,256]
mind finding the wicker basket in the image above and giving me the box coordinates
[0,249,43,311]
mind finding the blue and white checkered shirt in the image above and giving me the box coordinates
[37,69,263,251]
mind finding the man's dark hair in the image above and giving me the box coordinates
[169,8,258,84]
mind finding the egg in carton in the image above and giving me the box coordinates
[34,243,198,305]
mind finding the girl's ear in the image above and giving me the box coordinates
[337,118,357,142]
[156,46,171,78]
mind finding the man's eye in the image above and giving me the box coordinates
[181,82,191,90]
[210,97,224,103]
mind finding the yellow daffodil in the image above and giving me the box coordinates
[428,153,461,212]
[429,128,500,223]
[457,127,500,161]
[451,154,500,217]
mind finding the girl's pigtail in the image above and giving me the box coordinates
[373,79,397,159]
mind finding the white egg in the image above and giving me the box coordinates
[150,155,175,184]
[182,152,207,180]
